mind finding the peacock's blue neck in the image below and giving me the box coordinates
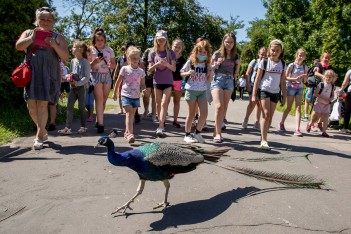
[106,141,128,166]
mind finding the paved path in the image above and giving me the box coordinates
[1,94,350,234]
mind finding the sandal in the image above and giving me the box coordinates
[108,129,118,138]
[58,127,72,135]
[78,127,87,134]
[127,134,135,144]
[33,139,43,150]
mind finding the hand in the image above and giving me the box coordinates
[217,58,223,65]
[112,93,117,101]
[280,97,286,106]
[44,37,56,46]
[188,69,195,76]
[142,89,147,95]
[251,95,257,102]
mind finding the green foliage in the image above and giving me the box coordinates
[0,0,48,104]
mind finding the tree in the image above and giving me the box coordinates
[0,0,49,104]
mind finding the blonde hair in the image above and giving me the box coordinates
[153,30,172,62]
[171,38,184,53]
[34,7,56,27]
[189,40,212,65]
[267,39,284,59]
[323,69,337,83]
[294,48,306,63]
[126,46,141,58]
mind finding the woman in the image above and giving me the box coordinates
[15,7,69,150]
[89,28,117,133]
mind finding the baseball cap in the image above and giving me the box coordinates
[155,30,167,39]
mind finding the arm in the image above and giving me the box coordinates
[314,66,324,79]
[45,34,69,61]
[234,59,240,79]
[340,71,351,91]
[15,29,34,51]
[207,63,214,83]
[280,72,287,106]
[252,68,263,102]
[245,66,253,92]
[141,77,146,92]
[112,74,123,101]
[108,57,117,70]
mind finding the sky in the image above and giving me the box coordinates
[52,0,267,42]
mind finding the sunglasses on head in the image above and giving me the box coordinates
[38,7,54,12]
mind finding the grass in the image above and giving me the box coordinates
[0,95,116,145]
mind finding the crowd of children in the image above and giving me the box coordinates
[50,29,350,151]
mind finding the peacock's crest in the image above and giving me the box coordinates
[141,143,204,166]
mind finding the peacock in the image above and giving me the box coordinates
[96,136,326,215]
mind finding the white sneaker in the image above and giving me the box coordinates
[253,121,260,129]
[193,133,205,143]
[184,135,197,143]
[156,128,165,137]
[242,119,248,129]
[260,141,271,150]
[152,115,158,122]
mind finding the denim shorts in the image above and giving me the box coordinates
[121,96,140,108]
[286,86,303,96]
[305,87,313,101]
[85,91,95,110]
[211,74,234,91]
[184,90,207,100]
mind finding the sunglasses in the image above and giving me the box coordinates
[38,7,54,12]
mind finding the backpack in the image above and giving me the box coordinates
[249,59,258,82]
[305,63,332,88]
[319,82,335,98]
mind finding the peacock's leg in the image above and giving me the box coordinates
[153,180,170,209]
[111,179,146,215]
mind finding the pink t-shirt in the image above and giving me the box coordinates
[120,66,146,99]
[90,46,115,73]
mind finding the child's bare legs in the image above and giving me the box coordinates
[304,99,310,117]
[196,98,208,131]
[295,95,303,130]
[211,89,231,138]
[185,100,197,133]
[124,105,136,136]
[260,98,276,142]
[143,87,152,116]
[309,111,320,127]
[281,95,294,126]
[173,90,182,123]
[155,87,172,129]
[320,113,329,133]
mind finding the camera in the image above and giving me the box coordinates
[97,52,103,58]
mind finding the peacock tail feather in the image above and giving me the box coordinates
[230,154,312,163]
[205,160,325,189]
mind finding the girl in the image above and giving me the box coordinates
[171,39,186,128]
[211,32,240,143]
[58,40,90,134]
[89,28,116,133]
[148,30,176,137]
[306,70,337,137]
[303,59,320,122]
[279,48,308,136]
[238,75,246,100]
[252,39,287,150]
[180,40,213,143]
[113,46,146,144]
[242,47,267,129]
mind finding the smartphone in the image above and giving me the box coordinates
[34,30,53,47]
[97,52,104,58]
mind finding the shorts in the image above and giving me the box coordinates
[258,89,279,103]
[184,90,207,101]
[286,86,303,96]
[154,84,173,91]
[211,74,234,91]
[305,87,313,101]
[145,76,153,88]
[61,82,70,93]
[121,96,140,108]
[248,85,254,96]
[173,80,182,92]
[91,72,112,85]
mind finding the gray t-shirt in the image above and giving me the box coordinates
[286,63,308,89]
[212,51,240,75]
[248,58,260,85]
[258,58,286,93]
[69,58,90,87]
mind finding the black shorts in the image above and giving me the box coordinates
[61,82,70,93]
[154,84,173,91]
[145,76,153,88]
[258,89,279,103]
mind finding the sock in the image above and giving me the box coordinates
[185,132,191,136]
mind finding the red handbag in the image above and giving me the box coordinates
[11,45,39,87]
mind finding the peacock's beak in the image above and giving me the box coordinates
[94,143,100,148]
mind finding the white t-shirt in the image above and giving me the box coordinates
[180,60,209,91]
[286,63,308,89]
[258,58,286,93]
[238,77,246,87]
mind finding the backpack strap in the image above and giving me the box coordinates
[261,58,268,78]
[319,83,335,98]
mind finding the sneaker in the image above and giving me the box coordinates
[242,119,248,129]
[47,123,56,131]
[294,129,302,137]
[317,123,323,132]
[253,121,260,129]
[279,123,286,131]
[87,116,95,122]
[184,134,197,143]
[193,133,205,143]
[260,141,271,150]
[108,129,118,138]
[152,114,158,122]
[97,125,104,133]
[156,128,165,137]
[312,125,319,132]
[33,139,44,150]
[306,123,311,133]
[173,120,181,128]
[301,116,309,122]
[221,122,226,131]
[321,132,330,137]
